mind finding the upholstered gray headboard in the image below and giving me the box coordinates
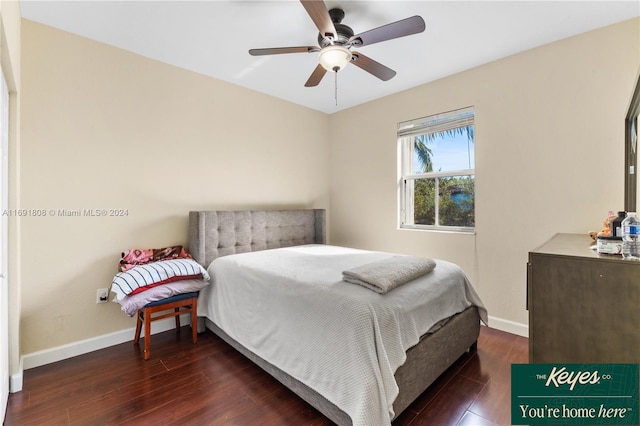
[188,209,326,267]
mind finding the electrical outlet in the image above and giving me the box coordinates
[96,288,109,304]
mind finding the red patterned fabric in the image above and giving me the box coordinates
[118,245,193,272]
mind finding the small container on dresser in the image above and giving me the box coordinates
[527,233,640,363]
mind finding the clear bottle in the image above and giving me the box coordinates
[621,212,640,260]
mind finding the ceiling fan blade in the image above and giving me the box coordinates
[300,0,337,41]
[349,16,425,47]
[351,52,396,81]
[304,64,327,87]
[249,46,319,56]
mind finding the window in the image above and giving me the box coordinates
[398,106,475,232]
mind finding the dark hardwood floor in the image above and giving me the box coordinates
[5,325,527,425]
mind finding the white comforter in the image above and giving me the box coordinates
[197,245,487,426]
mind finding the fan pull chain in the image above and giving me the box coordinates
[334,66,339,106]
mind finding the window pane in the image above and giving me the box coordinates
[412,178,435,225]
[439,176,475,227]
[398,106,475,232]
[412,126,474,173]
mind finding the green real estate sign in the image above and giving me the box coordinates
[512,364,639,425]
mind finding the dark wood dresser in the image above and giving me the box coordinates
[527,233,640,363]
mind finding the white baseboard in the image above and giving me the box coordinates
[487,315,528,337]
[10,313,526,393]
[9,369,22,393]
[12,314,193,393]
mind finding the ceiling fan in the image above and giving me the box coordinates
[248,1,426,87]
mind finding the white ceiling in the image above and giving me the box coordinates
[20,1,640,114]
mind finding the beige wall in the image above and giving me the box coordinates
[16,15,640,359]
[20,20,329,354]
[1,0,21,381]
[328,18,640,328]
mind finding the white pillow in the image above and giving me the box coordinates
[111,258,210,301]
[117,278,209,317]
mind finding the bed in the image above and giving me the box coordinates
[188,209,486,426]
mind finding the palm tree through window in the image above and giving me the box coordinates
[398,107,475,231]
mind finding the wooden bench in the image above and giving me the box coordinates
[134,291,199,360]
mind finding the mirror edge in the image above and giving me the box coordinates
[625,68,640,212]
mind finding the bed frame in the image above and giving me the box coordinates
[188,209,480,425]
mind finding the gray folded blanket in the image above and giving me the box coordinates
[343,255,437,294]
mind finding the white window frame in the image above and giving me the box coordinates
[398,106,475,233]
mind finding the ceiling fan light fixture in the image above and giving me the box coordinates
[318,45,352,72]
